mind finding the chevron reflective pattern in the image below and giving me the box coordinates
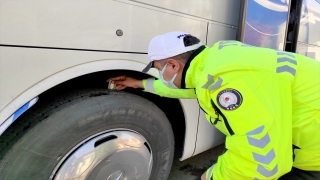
[202,74,214,88]
[202,74,223,91]
[247,134,270,148]
[246,126,278,178]
[247,125,264,135]
[276,51,295,58]
[252,149,275,164]
[276,51,297,76]
[276,65,296,76]
[257,165,278,178]
[241,43,255,47]
[218,40,239,50]
[209,77,223,90]
[277,57,297,65]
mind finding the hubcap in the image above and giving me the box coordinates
[50,129,153,180]
[107,171,124,180]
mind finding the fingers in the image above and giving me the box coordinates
[113,80,125,85]
[107,75,126,82]
[106,75,139,91]
[116,84,127,90]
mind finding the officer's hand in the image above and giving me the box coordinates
[107,75,143,90]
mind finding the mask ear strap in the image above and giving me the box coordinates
[169,73,178,83]
[162,63,168,72]
[159,63,168,83]
[168,73,178,88]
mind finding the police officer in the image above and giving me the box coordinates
[108,31,320,179]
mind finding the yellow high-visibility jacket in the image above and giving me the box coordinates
[142,41,320,179]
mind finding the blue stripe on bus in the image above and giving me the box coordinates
[12,102,30,121]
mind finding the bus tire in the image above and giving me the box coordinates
[0,89,174,180]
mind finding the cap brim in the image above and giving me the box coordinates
[142,61,153,73]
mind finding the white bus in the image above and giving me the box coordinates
[0,0,319,179]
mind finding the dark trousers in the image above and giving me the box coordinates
[279,167,320,180]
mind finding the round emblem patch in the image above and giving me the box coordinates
[216,89,242,110]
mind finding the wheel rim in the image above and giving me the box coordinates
[50,129,153,180]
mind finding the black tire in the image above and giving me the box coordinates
[0,89,174,180]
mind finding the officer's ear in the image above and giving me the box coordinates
[166,59,180,72]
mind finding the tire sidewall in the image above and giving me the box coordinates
[0,93,174,180]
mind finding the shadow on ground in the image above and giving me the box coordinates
[168,144,225,180]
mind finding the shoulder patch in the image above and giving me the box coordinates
[217,89,242,110]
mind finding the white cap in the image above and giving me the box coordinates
[142,31,202,73]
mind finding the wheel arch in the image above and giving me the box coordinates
[0,60,153,125]
[0,59,197,160]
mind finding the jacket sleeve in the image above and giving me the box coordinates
[205,75,293,179]
[141,78,197,99]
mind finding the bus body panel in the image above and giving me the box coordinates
[0,0,240,161]
[131,0,241,26]
[0,0,208,53]
[0,0,207,112]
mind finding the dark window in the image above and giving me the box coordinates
[243,0,290,50]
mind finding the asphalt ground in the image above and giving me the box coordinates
[168,144,225,180]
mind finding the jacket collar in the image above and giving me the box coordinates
[181,45,207,89]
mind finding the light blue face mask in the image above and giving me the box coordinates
[159,63,179,89]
